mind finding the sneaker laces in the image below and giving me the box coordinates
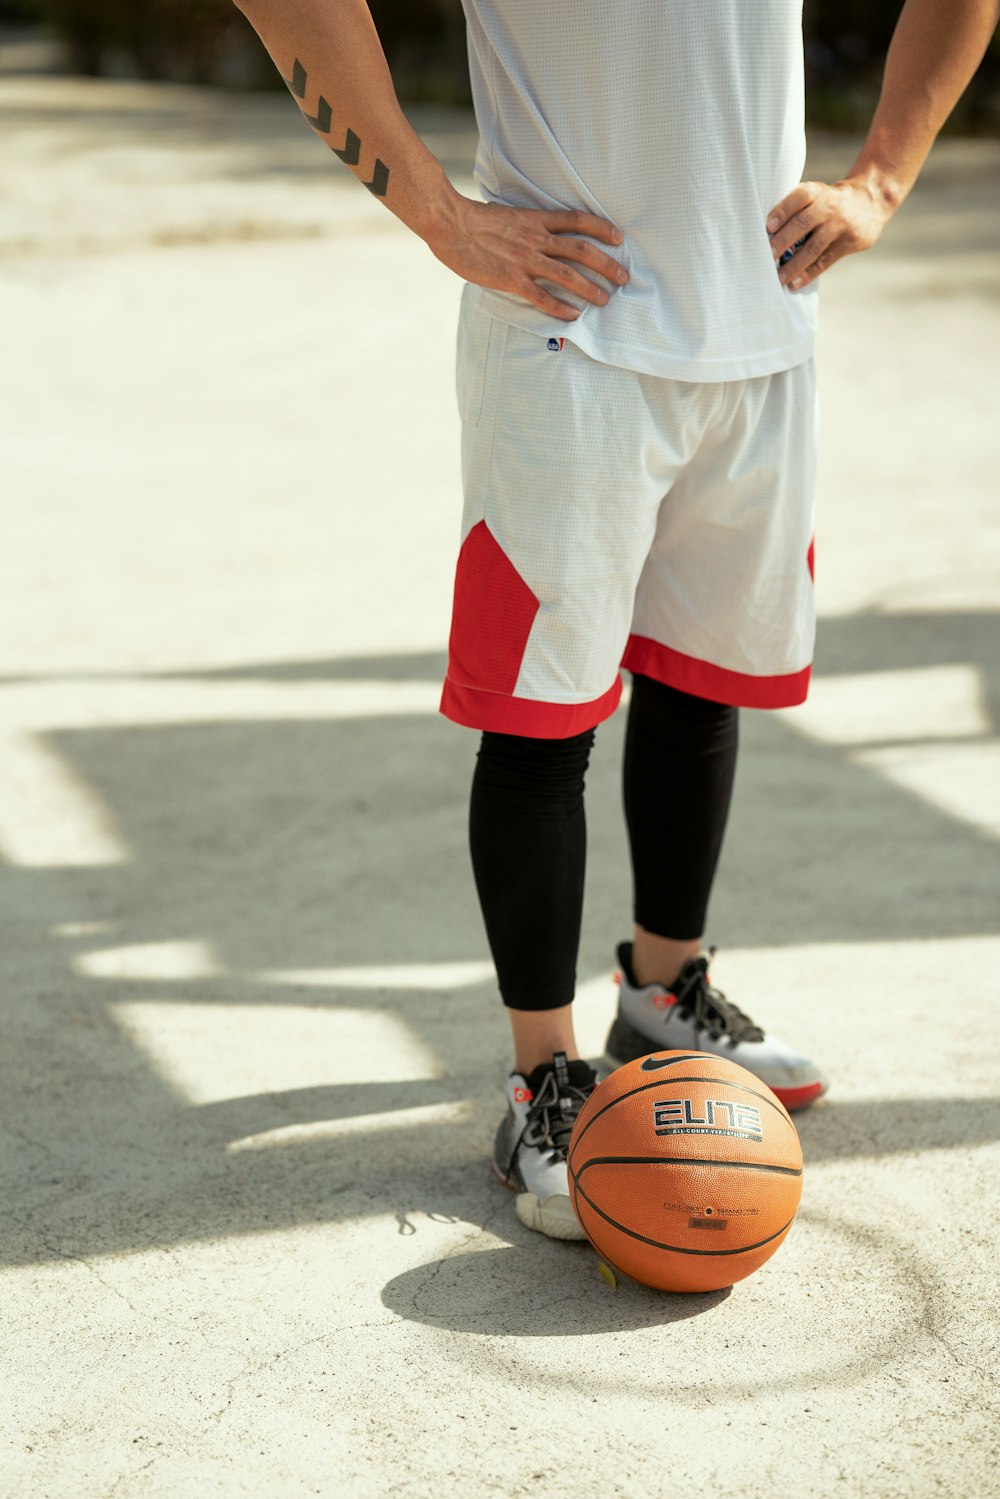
[504,1067,595,1180]
[670,949,765,1045]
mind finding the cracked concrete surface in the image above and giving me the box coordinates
[2,53,1000,1499]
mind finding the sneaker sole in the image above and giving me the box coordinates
[491,1158,588,1242]
[604,1017,827,1114]
[768,1079,826,1111]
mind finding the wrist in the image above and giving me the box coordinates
[840,160,907,218]
[405,164,465,249]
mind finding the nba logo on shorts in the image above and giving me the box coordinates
[546,337,565,352]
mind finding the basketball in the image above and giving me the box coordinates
[568,1051,803,1293]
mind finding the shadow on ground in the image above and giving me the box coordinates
[381,1245,732,1336]
[2,605,998,1274]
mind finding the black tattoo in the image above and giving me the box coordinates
[303,95,333,134]
[282,57,391,199]
[364,160,390,198]
[285,56,309,99]
[333,128,361,167]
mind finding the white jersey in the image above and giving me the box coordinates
[459,0,819,381]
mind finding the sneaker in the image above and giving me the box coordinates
[604,942,827,1111]
[493,1051,598,1240]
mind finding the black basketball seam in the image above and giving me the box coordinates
[574,1186,798,1257]
[569,1068,795,1170]
[573,1155,803,1181]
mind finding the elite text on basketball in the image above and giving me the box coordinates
[653,1098,764,1141]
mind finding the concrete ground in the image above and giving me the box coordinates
[2,57,999,1499]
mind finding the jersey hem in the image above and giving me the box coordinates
[470,284,818,383]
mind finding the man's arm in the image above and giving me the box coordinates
[766,0,1000,289]
[232,0,627,318]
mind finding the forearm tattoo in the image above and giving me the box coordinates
[283,57,390,198]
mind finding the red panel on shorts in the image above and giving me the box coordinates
[440,674,623,739]
[807,536,815,581]
[623,635,811,709]
[446,520,539,695]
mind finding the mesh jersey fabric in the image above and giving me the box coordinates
[459,0,819,381]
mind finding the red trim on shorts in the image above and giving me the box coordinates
[622,635,811,709]
[807,536,816,581]
[440,675,623,739]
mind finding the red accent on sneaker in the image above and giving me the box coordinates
[771,1079,825,1112]
[653,992,677,1010]
[513,1087,533,1104]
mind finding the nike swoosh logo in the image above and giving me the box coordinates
[639,1053,704,1072]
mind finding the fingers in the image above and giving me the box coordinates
[469,204,628,317]
[528,215,629,314]
[543,229,629,290]
[776,223,840,289]
[769,216,826,264]
[767,178,886,290]
[766,182,818,243]
[533,254,612,306]
[529,284,587,321]
[545,233,627,287]
[544,209,624,246]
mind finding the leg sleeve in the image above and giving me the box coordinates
[469,728,594,1010]
[623,673,739,939]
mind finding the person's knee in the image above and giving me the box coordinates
[474,727,596,800]
[629,673,737,735]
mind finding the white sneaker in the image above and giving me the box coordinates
[493,1051,598,1240]
[604,942,827,1111]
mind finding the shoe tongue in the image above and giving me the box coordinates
[565,1058,598,1089]
[524,1054,596,1096]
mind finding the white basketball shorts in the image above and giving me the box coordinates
[440,286,819,738]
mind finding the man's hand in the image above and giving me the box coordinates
[426,197,629,320]
[766,175,898,290]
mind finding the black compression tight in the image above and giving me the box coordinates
[468,674,739,1011]
[469,726,594,1012]
[624,671,739,940]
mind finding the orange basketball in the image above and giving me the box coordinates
[568,1050,803,1293]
